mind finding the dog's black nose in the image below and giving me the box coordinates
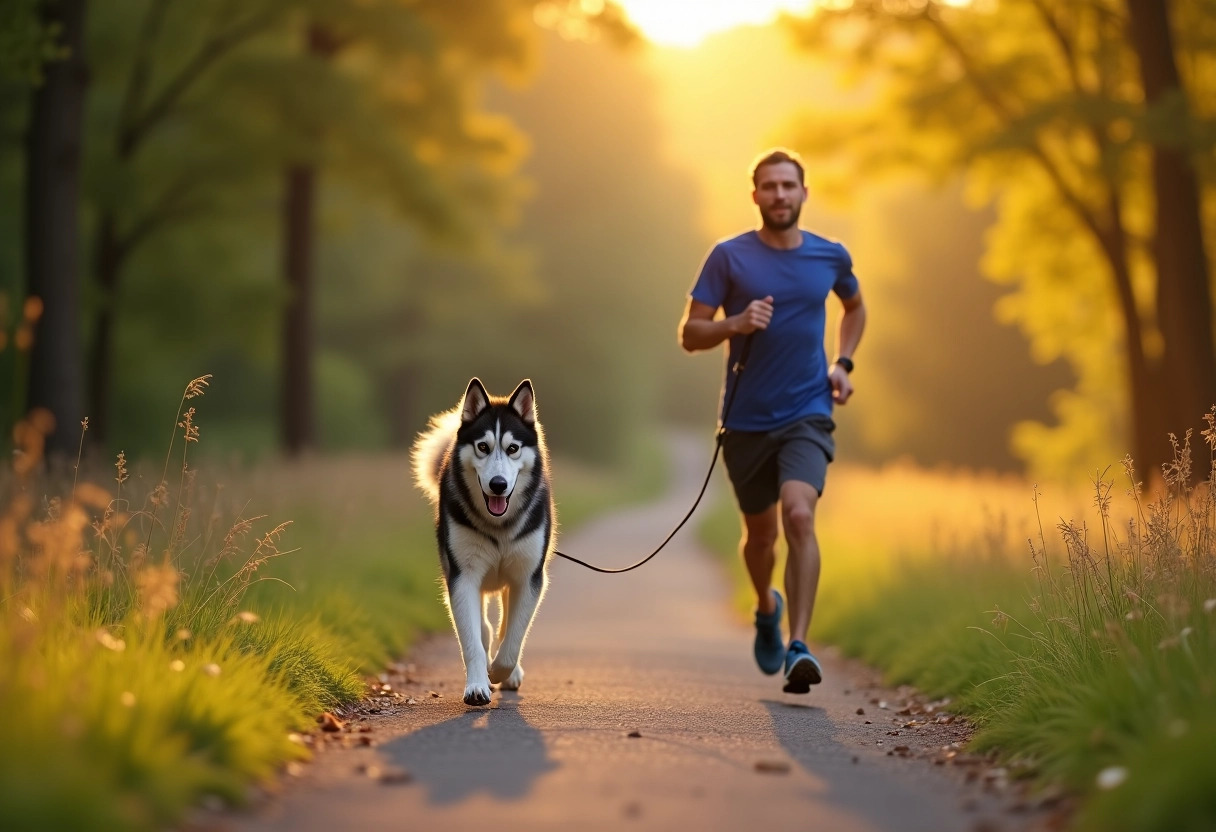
[489,476,508,495]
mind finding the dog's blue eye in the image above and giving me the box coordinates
[477,442,489,453]
[508,444,519,455]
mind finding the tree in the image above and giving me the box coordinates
[25,0,88,456]
[782,0,1216,480]
[75,0,632,454]
[271,0,634,454]
[85,0,285,444]
[1126,0,1215,472]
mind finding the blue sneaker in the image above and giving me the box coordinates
[783,640,823,693]
[753,590,784,675]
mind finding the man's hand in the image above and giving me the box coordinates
[829,363,854,405]
[732,296,774,334]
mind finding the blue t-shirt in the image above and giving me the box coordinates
[689,230,860,431]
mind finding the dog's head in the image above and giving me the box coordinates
[455,378,540,519]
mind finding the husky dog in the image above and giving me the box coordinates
[411,378,556,706]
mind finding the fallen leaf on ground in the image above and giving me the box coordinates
[317,712,344,732]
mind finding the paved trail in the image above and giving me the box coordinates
[222,435,1034,832]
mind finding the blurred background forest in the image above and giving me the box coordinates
[3,0,1215,481]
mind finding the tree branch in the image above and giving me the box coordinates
[931,2,1148,360]
[114,173,199,262]
[115,0,171,159]
[1029,0,1086,94]
[118,7,278,158]
[922,4,1110,246]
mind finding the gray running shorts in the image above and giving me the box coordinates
[720,414,836,515]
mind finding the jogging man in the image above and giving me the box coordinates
[678,148,866,693]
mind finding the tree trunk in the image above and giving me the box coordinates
[281,163,315,455]
[279,23,342,456]
[384,362,421,448]
[1126,0,1216,481]
[1108,243,1167,479]
[87,212,122,444]
[25,0,88,457]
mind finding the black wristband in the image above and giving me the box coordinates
[834,356,854,374]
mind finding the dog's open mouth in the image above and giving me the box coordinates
[484,494,510,517]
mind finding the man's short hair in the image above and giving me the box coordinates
[751,148,805,187]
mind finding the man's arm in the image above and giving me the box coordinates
[829,290,866,405]
[679,296,774,353]
[836,290,866,361]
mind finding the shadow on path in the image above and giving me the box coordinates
[763,699,947,831]
[380,695,558,806]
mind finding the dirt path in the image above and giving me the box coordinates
[213,434,1051,832]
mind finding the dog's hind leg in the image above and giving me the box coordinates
[448,574,493,706]
[488,567,546,688]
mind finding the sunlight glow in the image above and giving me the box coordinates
[614,0,819,48]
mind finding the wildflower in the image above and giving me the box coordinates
[1096,767,1128,790]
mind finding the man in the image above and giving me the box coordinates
[679,148,866,693]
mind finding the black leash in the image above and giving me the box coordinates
[553,333,755,574]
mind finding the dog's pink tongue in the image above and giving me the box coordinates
[488,495,508,516]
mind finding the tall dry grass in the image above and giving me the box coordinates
[701,413,1216,832]
[0,377,367,832]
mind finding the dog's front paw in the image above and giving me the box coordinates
[463,680,493,707]
[498,664,524,691]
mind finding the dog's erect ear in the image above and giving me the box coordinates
[461,378,490,423]
[508,379,535,425]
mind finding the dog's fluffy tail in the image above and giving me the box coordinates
[411,408,460,503]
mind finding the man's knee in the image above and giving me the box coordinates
[744,527,779,553]
[784,504,815,541]
[741,509,779,553]
[780,486,818,543]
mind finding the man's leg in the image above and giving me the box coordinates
[741,505,786,674]
[780,479,821,643]
[741,506,780,614]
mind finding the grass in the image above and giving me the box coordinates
[700,434,1216,832]
[0,378,667,832]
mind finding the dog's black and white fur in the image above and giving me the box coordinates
[411,378,556,706]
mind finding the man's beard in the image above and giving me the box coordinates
[760,202,802,231]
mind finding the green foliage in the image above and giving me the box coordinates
[0,0,689,464]
[781,0,1216,479]
[0,0,63,83]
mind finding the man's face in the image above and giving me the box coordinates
[752,161,807,232]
